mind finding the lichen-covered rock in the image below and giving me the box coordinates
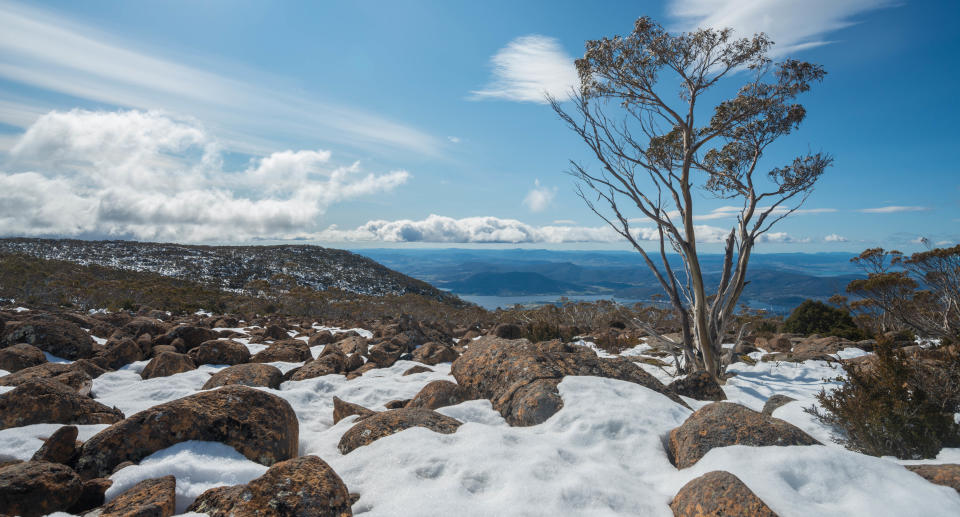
[761,394,797,416]
[69,477,112,514]
[288,351,346,381]
[668,371,726,401]
[187,455,352,517]
[308,330,335,347]
[202,363,283,390]
[140,351,196,379]
[0,361,99,395]
[76,386,298,479]
[332,397,375,425]
[906,464,960,494]
[120,317,167,340]
[0,343,47,372]
[405,380,469,410]
[402,365,433,376]
[411,342,458,366]
[0,461,82,517]
[30,425,79,465]
[161,325,218,352]
[668,402,820,469]
[99,475,176,517]
[0,379,123,430]
[670,470,778,516]
[1,315,95,359]
[755,334,793,353]
[262,324,291,341]
[93,338,144,371]
[333,336,368,356]
[250,339,312,363]
[451,337,686,426]
[366,341,404,368]
[492,323,522,339]
[338,408,461,454]
[187,339,251,366]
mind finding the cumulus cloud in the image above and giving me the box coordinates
[470,35,578,103]
[669,0,894,55]
[858,206,931,214]
[522,180,557,213]
[0,109,409,242]
[824,234,849,243]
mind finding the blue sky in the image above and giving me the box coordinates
[0,0,957,252]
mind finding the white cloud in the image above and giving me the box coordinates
[694,206,837,221]
[0,109,409,242]
[858,206,931,214]
[0,1,438,155]
[470,35,578,104]
[522,179,557,213]
[824,233,848,243]
[447,136,461,144]
[552,219,577,225]
[669,0,894,55]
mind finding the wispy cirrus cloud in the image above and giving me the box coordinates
[858,206,931,214]
[668,0,895,55]
[470,35,578,104]
[0,109,409,242]
[0,1,439,156]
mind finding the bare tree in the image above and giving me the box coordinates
[551,17,832,380]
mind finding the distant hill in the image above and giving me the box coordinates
[444,271,585,296]
[0,238,458,303]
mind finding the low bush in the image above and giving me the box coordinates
[784,299,866,340]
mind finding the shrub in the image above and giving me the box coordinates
[784,299,865,339]
[807,338,960,459]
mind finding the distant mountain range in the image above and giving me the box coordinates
[0,238,457,302]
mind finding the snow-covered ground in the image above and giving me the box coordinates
[3,330,960,516]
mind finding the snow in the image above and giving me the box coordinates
[3,327,960,516]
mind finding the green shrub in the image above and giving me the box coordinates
[784,299,865,339]
[807,339,960,459]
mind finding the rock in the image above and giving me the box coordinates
[2,315,95,360]
[140,351,196,379]
[761,394,797,416]
[93,338,144,370]
[451,337,686,426]
[344,353,364,372]
[333,336,368,356]
[755,334,792,353]
[69,477,112,514]
[332,397,375,425]
[308,331,335,347]
[30,425,79,465]
[405,380,469,410]
[202,363,283,390]
[0,379,123,430]
[98,475,176,517]
[367,342,404,368]
[76,386,298,479]
[792,335,852,360]
[187,455,352,517]
[0,343,47,372]
[402,365,433,376]
[121,317,167,339]
[492,323,522,339]
[0,362,97,395]
[262,324,290,341]
[411,342,458,365]
[906,464,960,494]
[338,408,462,454]
[668,402,820,469]
[383,399,409,409]
[288,352,346,381]
[670,470,778,516]
[250,339,312,363]
[668,371,727,401]
[187,339,251,366]
[161,325,218,352]
[0,461,82,516]
[150,344,177,357]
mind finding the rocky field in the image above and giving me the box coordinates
[0,305,958,516]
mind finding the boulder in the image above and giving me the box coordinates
[792,335,852,360]
[492,323,522,339]
[906,464,960,495]
[287,352,346,381]
[0,461,82,516]
[187,339,251,366]
[121,317,167,339]
[98,475,176,517]
[333,336,368,356]
[668,402,820,469]
[150,344,177,357]
[338,408,462,454]
[187,455,352,517]
[451,337,686,426]
[250,339,312,363]
[0,379,123,430]
[308,331,335,347]
[0,343,47,372]
[262,324,290,341]
[69,477,112,514]
[668,371,727,401]
[367,341,404,368]
[405,380,470,410]
[93,338,144,370]
[30,425,79,465]
[344,353,364,372]
[76,386,298,479]
[402,365,433,376]
[670,470,778,516]
[755,334,792,353]
[1,315,94,359]
[202,363,283,390]
[761,394,797,416]
[140,351,196,379]
[0,361,98,395]
[332,397,375,425]
[411,342,458,365]
[162,325,217,352]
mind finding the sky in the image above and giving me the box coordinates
[0,0,958,253]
